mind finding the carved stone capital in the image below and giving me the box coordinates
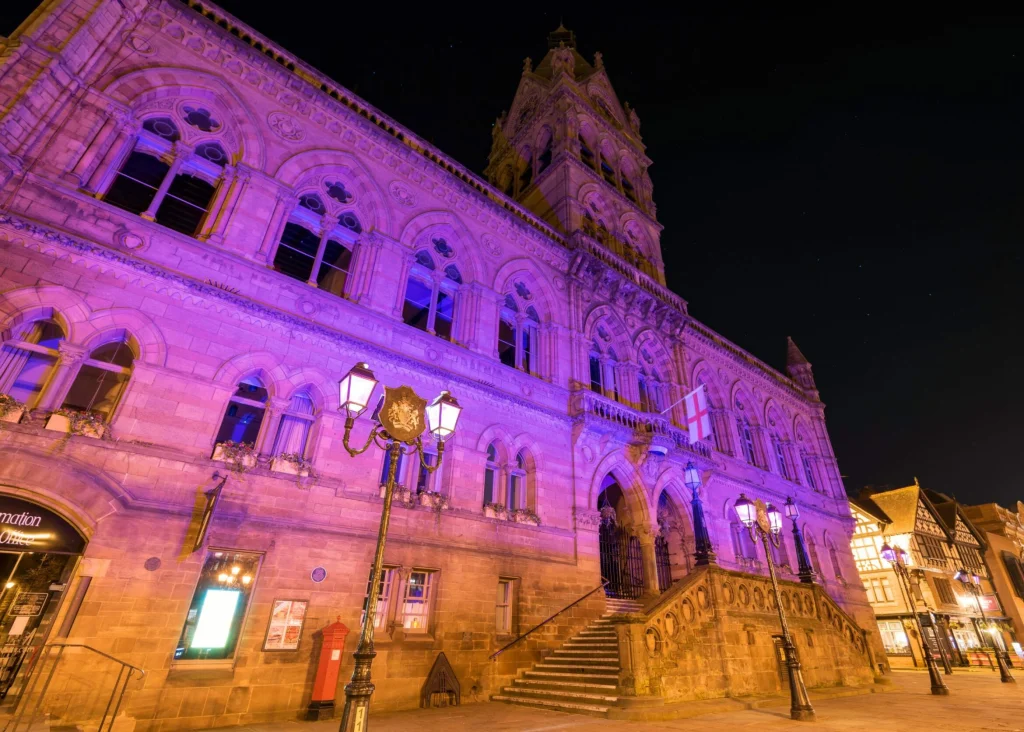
[574,508,602,531]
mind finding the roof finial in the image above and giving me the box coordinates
[914,476,920,487]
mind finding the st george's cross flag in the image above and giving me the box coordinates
[685,386,712,444]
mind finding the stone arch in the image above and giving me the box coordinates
[0,447,133,542]
[280,366,337,412]
[77,308,167,367]
[398,211,483,285]
[0,285,91,344]
[689,360,724,409]
[584,304,630,353]
[213,352,289,398]
[619,215,653,258]
[475,423,514,457]
[730,382,760,425]
[792,414,814,447]
[492,258,561,325]
[652,469,695,537]
[763,399,790,439]
[101,66,266,170]
[589,451,651,530]
[272,149,391,235]
[633,328,674,376]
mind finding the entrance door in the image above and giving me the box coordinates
[0,495,87,702]
[599,518,644,599]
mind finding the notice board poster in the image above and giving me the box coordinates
[8,592,48,617]
[263,599,307,651]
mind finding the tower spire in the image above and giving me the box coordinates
[785,337,819,401]
[547,23,576,49]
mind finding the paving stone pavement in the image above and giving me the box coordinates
[222,671,1024,731]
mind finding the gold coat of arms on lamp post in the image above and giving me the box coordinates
[334,363,462,732]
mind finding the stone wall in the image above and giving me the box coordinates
[614,566,878,703]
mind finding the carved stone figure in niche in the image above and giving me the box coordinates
[523,57,533,74]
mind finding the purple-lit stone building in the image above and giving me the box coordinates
[0,2,883,728]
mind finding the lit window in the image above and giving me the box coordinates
[402,252,459,342]
[175,550,260,661]
[402,570,435,634]
[215,377,268,447]
[361,566,395,630]
[61,339,134,420]
[496,578,513,633]
[0,318,64,408]
[852,536,883,572]
[508,451,527,511]
[864,577,895,604]
[877,620,910,655]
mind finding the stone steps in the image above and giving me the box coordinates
[493,604,628,718]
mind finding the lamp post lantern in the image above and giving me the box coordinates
[684,462,716,566]
[881,542,950,694]
[784,497,815,584]
[955,568,1015,683]
[733,494,815,721]
[336,363,463,732]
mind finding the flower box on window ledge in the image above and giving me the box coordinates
[417,490,450,511]
[270,453,312,477]
[213,441,257,470]
[483,503,508,520]
[45,409,105,439]
[381,484,415,505]
[0,394,25,425]
[510,508,541,526]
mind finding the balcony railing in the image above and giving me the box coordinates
[571,389,712,459]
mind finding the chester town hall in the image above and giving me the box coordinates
[0,1,883,728]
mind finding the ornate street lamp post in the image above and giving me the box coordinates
[955,568,1015,683]
[784,497,815,584]
[684,462,715,566]
[336,363,463,732]
[881,542,949,694]
[734,494,815,721]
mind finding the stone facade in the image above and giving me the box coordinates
[0,2,881,729]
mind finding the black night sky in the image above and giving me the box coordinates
[3,5,1023,505]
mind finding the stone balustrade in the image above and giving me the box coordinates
[608,565,878,703]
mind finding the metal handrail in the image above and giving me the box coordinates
[489,578,609,661]
[7,643,145,732]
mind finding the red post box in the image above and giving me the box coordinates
[307,618,350,721]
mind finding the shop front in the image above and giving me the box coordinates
[0,494,87,702]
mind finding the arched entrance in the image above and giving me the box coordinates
[597,477,645,599]
[0,494,87,700]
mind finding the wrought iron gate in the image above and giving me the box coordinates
[600,518,645,599]
[654,533,672,592]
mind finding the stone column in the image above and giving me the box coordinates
[638,529,660,598]
[258,193,299,262]
[200,165,248,245]
[36,342,89,412]
[259,397,290,458]
[83,120,137,194]
[139,150,188,221]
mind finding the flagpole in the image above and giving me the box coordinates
[661,384,706,416]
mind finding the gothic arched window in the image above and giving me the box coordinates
[505,452,524,509]
[497,290,541,375]
[736,416,756,465]
[271,390,316,458]
[828,539,844,581]
[483,442,500,505]
[272,195,356,299]
[802,453,818,491]
[772,435,790,480]
[104,116,227,237]
[0,318,64,408]
[61,338,135,421]
[589,343,604,394]
[402,251,459,342]
[536,132,553,175]
[215,377,268,447]
[730,516,757,564]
